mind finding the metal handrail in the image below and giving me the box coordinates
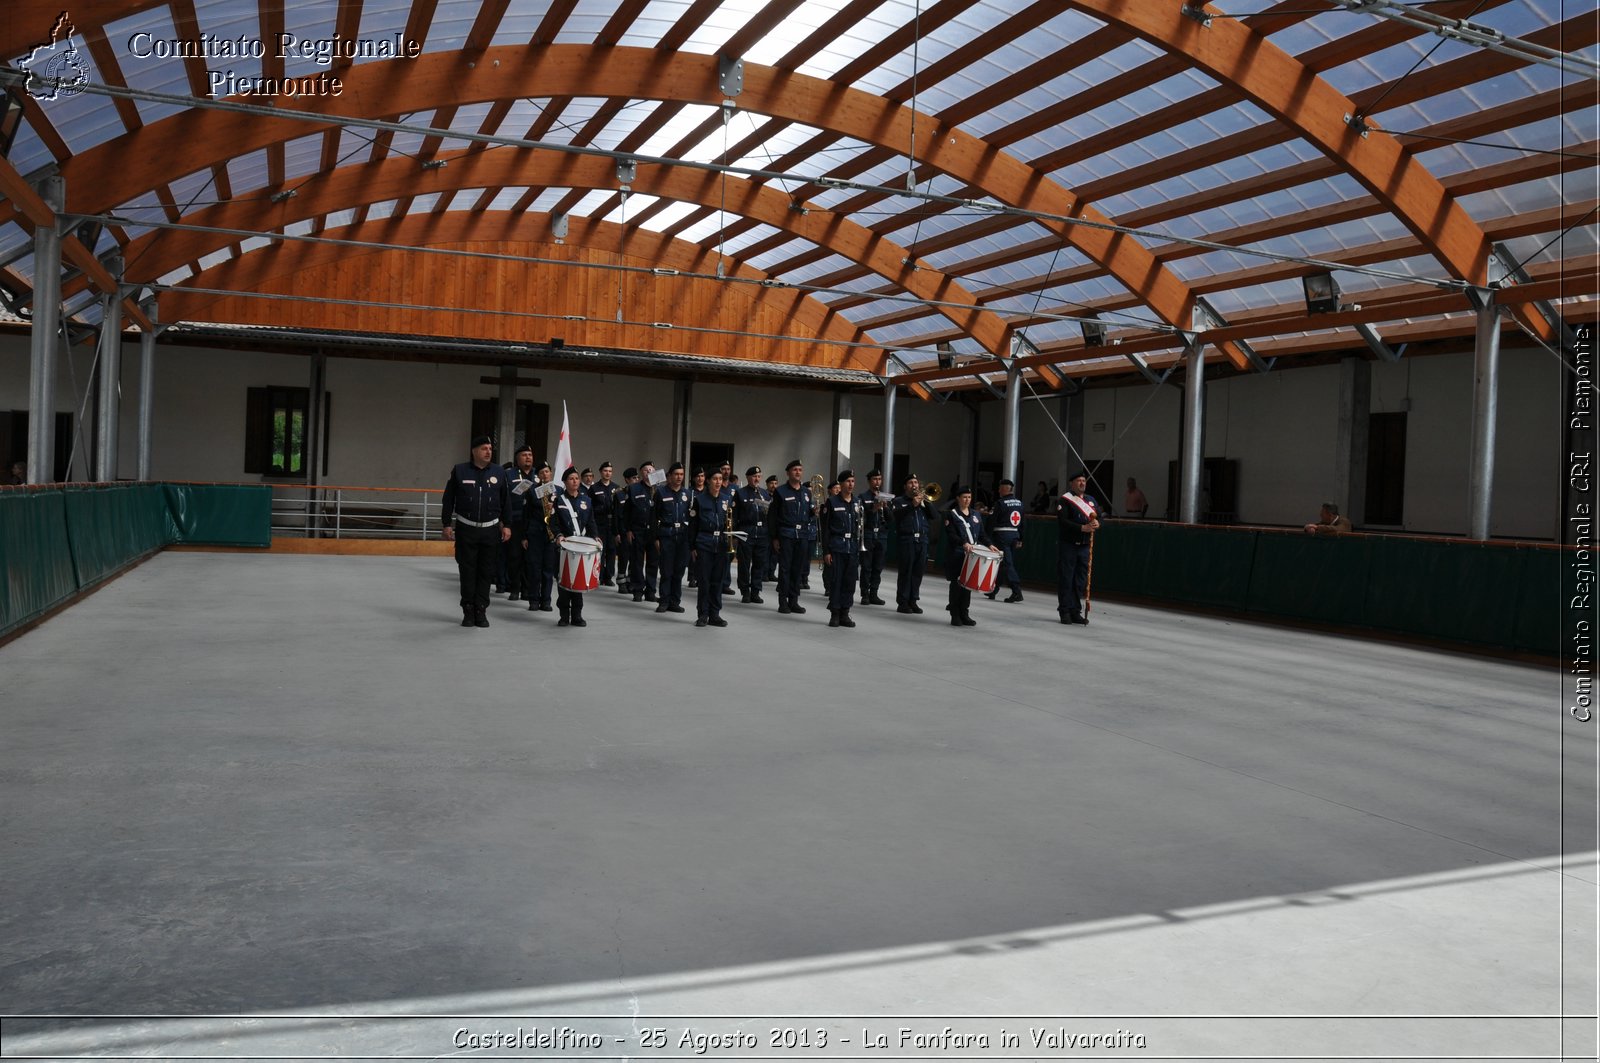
[266,483,446,540]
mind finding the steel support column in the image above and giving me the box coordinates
[137,303,156,481]
[1002,359,1022,484]
[27,176,65,484]
[832,392,852,480]
[1179,338,1206,525]
[306,350,327,535]
[882,380,897,488]
[95,255,124,482]
[1467,289,1502,540]
[672,379,693,463]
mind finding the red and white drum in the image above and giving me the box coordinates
[958,545,1002,594]
[558,536,602,592]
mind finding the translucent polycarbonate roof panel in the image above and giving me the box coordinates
[27,72,126,155]
[323,208,357,229]
[771,252,863,287]
[225,149,270,195]
[476,187,527,212]
[615,0,699,50]
[1499,224,1599,270]
[4,121,54,181]
[1462,176,1593,223]
[1003,69,1229,165]
[157,264,192,286]
[197,246,233,272]
[446,189,486,212]
[634,199,704,233]
[102,6,189,125]
[108,190,170,240]
[365,199,397,221]
[279,4,340,80]
[553,0,645,44]
[356,0,412,60]
[629,103,723,159]
[563,188,620,219]
[597,192,660,224]
[166,167,220,211]
[0,223,30,261]
[422,0,483,53]
[378,109,437,159]
[277,134,324,183]
[782,3,905,82]
[192,0,264,84]
[401,192,443,215]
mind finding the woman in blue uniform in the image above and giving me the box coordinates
[691,469,732,627]
[549,466,599,628]
[944,484,990,627]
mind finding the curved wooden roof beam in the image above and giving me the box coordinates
[1061,0,1553,342]
[165,211,873,366]
[45,46,1234,363]
[97,146,1011,367]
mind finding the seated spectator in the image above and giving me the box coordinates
[1304,502,1353,535]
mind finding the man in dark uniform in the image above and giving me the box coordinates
[821,470,864,628]
[717,460,737,595]
[550,466,599,627]
[505,444,537,601]
[687,467,707,588]
[441,434,512,628]
[769,460,815,615]
[587,461,623,587]
[820,481,841,601]
[945,484,990,627]
[1057,471,1100,625]
[623,461,658,602]
[615,466,638,593]
[734,466,770,604]
[653,462,692,614]
[691,469,732,627]
[985,478,1026,603]
[764,474,781,582]
[890,473,936,614]
[524,461,557,612]
[858,468,890,606]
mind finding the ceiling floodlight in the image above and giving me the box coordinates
[552,212,568,244]
[1303,272,1341,314]
[1080,314,1108,347]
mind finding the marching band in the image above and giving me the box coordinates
[444,437,1103,631]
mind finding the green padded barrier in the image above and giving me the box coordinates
[1246,532,1374,625]
[162,484,272,546]
[0,490,79,637]
[1093,521,1258,611]
[1361,536,1547,651]
[63,485,172,588]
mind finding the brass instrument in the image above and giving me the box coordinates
[923,481,943,504]
[724,492,738,554]
[808,473,827,511]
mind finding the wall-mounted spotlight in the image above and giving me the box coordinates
[1079,314,1107,347]
[1303,271,1341,314]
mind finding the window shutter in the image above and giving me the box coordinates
[244,387,269,474]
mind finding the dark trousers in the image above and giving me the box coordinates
[528,536,557,607]
[600,533,618,584]
[557,587,586,621]
[627,532,657,596]
[454,525,499,613]
[829,550,860,612]
[775,536,809,604]
[947,573,973,617]
[1058,542,1090,617]
[737,535,768,596]
[896,536,927,604]
[505,529,530,596]
[695,546,724,619]
[658,534,690,606]
[721,551,733,594]
[860,538,887,599]
[993,534,1021,590]
[822,555,835,598]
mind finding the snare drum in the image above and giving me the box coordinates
[558,536,603,592]
[958,544,1002,594]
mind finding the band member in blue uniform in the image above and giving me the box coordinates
[505,444,537,601]
[985,478,1026,603]
[441,434,512,628]
[769,460,815,615]
[858,468,890,606]
[687,467,707,588]
[692,469,733,627]
[1057,471,1100,625]
[945,484,990,627]
[717,460,737,595]
[550,466,599,628]
[524,460,557,612]
[587,461,623,588]
[623,460,658,602]
[734,466,770,604]
[821,470,864,628]
[653,462,692,614]
[615,466,638,593]
[764,475,781,582]
[890,473,936,614]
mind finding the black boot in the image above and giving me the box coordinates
[961,609,977,627]
[1005,588,1023,603]
[984,588,999,600]
[841,609,856,628]
[557,605,570,627]
[790,600,807,614]
[572,599,587,627]
[778,599,793,614]
[473,608,490,629]
[461,607,474,627]
[828,609,841,628]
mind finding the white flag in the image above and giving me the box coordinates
[554,400,573,476]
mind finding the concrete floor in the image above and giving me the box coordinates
[0,551,1594,1061]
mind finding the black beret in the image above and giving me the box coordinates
[867,468,882,477]
[622,467,638,479]
[471,434,493,448]
[745,466,761,476]
[599,461,613,470]
[668,462,685,474]
[955,483,972,496]
[999,478,1014,487]
[535,460,551,472]
[562,467,579,479]
[786,459,803,472]
[837,470,854,484]
[514,443,533,456]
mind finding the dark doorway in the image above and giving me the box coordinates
[1166,458,1239,523]
[1365,411,1407,527]
[472,399,549,463]
[1,410,74,482]
[689,441,735,475]
[873,452,911,493]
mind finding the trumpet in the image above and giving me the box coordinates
[923,481,943,504]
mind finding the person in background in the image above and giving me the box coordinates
[1029,480,1051,515]
[984,478,1026,603]
[1124,477,1149,519]
[441,435,511,628]
[9,460,26,485]
[1304,502,1353,535]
